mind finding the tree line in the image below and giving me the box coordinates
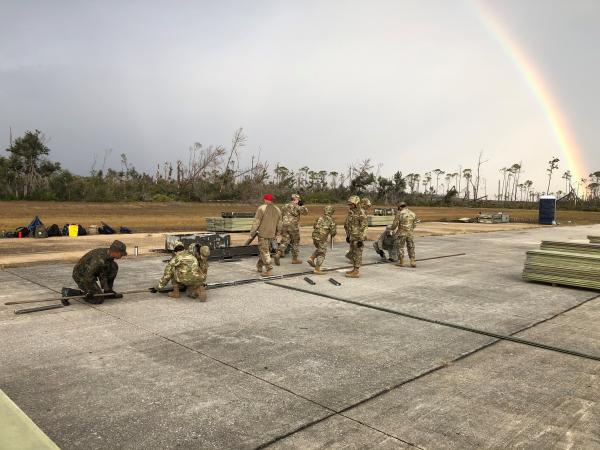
[1,129,599,209]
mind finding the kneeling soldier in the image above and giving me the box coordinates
[155,241,207,301]
[307,205,337,274]
[69,240,127,304]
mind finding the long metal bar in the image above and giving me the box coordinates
[266,281,600,362]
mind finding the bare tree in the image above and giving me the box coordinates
[546,157,560,194]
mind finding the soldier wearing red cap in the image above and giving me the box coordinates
[249,194,282,276]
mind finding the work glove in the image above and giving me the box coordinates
[357,241,363,248]
[346,236,350,243]
[298,200,304,206]
[149,287,158,293]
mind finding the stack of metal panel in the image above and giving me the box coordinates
[368,215,394,226]
[589,236,600,244]
[205,217,254,232]
[522,240,600,290]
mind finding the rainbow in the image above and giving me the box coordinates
[471,0,587,184]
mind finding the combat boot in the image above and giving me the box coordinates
[307,257,315,268]
[196,286,207,302]
[345,269,360,278]
[291,255,302,264]
[313,266,326,275]
[396,257,404,267]
[410,259,417,268]
[274,252,281,266]
[261,269,273,277]
[168,284,180,298]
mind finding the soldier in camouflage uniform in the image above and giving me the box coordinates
[155,241,207,300]
[307,205,337,274]
[344,195,368,278]
[71,240,127,304]
[277,193,308,264]
[190,243,211,301]
[390,201,418,267]
[373,226,399,261]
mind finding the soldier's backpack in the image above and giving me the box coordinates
[15,226,30,238]
[47,224,62,237]
[34,225,48,238]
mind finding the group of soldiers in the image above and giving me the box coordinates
[64,194,417,304]
[64,239,211,303]
[249,193,418,279]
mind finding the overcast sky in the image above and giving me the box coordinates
[1,0,598,194]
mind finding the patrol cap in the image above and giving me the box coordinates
[324,205,335,215]
[361,198,372,208]
[291,194,300,200]
[172,240,185,252]
[200,245,211,257]
[398,201,407,208]
[110,240,127,255]
[347,195,360,205]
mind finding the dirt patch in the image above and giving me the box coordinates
[1,201,600,233]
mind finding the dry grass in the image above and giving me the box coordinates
[1,201,600,232]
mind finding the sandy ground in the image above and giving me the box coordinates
[0,222,540,267]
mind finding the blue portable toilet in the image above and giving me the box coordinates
[539,195,556,225]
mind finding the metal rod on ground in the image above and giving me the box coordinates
[15,304,65,314]
[5,287,171,306]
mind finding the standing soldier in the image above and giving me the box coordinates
[69,240,127,304]
[307,205,337,274]
[277,193,308,264]
[154,241,207,301]
[249,193,282,277]
[345,195,368,278]
[390,201,418,267]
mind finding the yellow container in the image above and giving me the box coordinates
[68,224,79,237]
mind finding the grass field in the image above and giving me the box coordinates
[1,201,600,232]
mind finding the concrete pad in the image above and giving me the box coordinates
[269,415,411,449]
[0,306,329,449]
[346,341,600,449]
[67,283,493,411]
[2,224,600,448]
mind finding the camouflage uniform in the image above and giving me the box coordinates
[373,227,399,261]
[278,198,308,258]
[157,249,204,290]
[345,196,368,273]
[390,207,417,264]
[309,206,337,269]
[72,248,119,294]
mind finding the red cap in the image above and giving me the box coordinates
[263,193,273,201]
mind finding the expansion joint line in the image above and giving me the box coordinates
[266,281,600,362]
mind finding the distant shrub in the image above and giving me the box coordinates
[152,194,173,202]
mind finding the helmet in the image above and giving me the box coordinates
[324,205,335,215]
[200,245,211,258]
[291,194,300,200]
[398,201,407,208]
[172,240,185,252]
[361,198,372,209]
[347,195,360,205]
